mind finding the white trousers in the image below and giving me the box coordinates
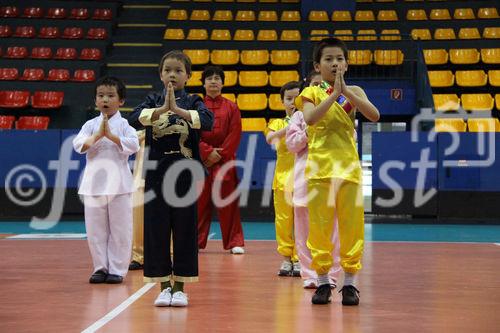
[84,193,132,277]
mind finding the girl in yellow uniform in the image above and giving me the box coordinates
[296,38,379,305]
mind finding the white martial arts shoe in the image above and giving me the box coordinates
[230,246,245,254]
[303,278,318,289]
[292,261,301,277]
[278,260,293,276]
[171,291,189,307]
[154,288,172,307]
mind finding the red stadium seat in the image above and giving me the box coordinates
[0,115,15,129]
[45,8,67,19]
[5,47,28,59]
[16,116,50,130]
[19,68,45,81]
[86,28,107,39]
[0,91,30,108]
[47,69,70,82]
[62,27,83,39]
[0,6,19,18]
[69,8,89,20]
[0,25,12,37]
[22,7,43,18]
[39,26,60,39]
[72,69,96,82]
[54,47,77,60]
[13,26,36,38]
[92,8,112,20]
[79,48,102,60]
[31,47,53,59]
[31,91,64,109]
[0,68,19,80]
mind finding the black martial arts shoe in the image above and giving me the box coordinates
[339,285,360,306]
[312,284,332,304]
[89,270,107,284]
[105,274,123,284]
[128,261,143,270]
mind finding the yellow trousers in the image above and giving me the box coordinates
[307,179,364,275]
[273,189,298,262]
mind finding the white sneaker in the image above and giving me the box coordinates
[278,260,293,276]
[230,246,245,254]
[154,288,172,307]
[170,291,188,307]
[303,278,318,289]
[292,261,301,277]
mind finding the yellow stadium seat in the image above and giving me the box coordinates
[481,48,500,64]
[211,49,239,65]
[239,71,269,87]
[381,29,401,41]
[411,29,432,40]
[429,9,451,20]
[268,94,285,111]
[461,94,494,111]
[456,70,487,87]
[355,10,375,21]
[187,71,202,87]
[193,0,210,2]
[467,118,499,132]
[187,29,208,40]
[241,50,269,65]
[377,10,398,21]
[237,94,267,111]
[167,9,188,20]
[332,11,352,21]
[210,29,231,40]
[259,0,278,2]
[427,70,454,87]
[271,50,300,65]
[164,29,184,40]
[434,28,456,40]
[406,9,427,20]
[213,10,233,21]
[224,71,238,87]
[280,30,301,41]
[483,27,500,39]
[433,94,460,111]
[235,10,255,21]
[450,49,480,64]
[269,70,300,87]
[215,0,234,2]
[488,70,500,86]
[334,30,354,41]
[190,10,210,20]
[183,49,210,65]
[310,30,329,41]
[222,93,236,103]
[423,49,448,65]
[458,28,481,39]
[496,94,500,110]
[258,10,278,21]
[453,8,475,19]
[374,50,404,65]
[309,10,329,21]
[234,29,255,41]
[435,119,466,132]
[478,8,499,19]
[257,30,278,41]
[348,50,373,65]
[280,11,300,21]
[241,118,267,131]
[357,29,377,41]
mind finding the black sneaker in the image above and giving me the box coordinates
[312,284,332,304]
[89,270,107,284]
[105,274,123,284]
[339,285,360,306]
[128,260,143,270]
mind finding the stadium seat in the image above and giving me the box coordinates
[488,70,500,86]
[434,28,456,40]
[92,9,113,20]
[0,6,19,17]
[16,116,50,130]
[237,94,267,111]
[461,94,494,111]
[62,27,84,39]
[211,29,231,40]
[0,68,19,80]
[406,9,427,20]
[87,28,108,40]
[183,49,210,65]
[348,50,372,65]
[280,30,301,41]
[0,25,12,37]
[435,119,466,132]
[308,10,328,21]
[213,10,233,21]
[6,47,28,59]
[167,9,188,20]
[423,49,448,65]
[0,91,30,108]
[355,10,375,21]
[429,9,451,20]
[357,29,377,41]
[433,94,460,111]
[32,91,64,109]
[455,70,487,87]
[427,70,454,87]
[467,118,499,132]
[477,8,499,19]
[20,68,44,81]
[381,29,401,41]
[186,71,202,87]
[310,30,329,41]
[411,29,432,40]
[280,11,300,21]
[332,11,352,21]
[72,69,96,82]
[239,71,269,87]
[450,49,480,64]
[22,7,43,18]
[221,93,236,103]
[79,48,102,60]
[234,30,254,40]
[39,27,60,39]
[483,27,499,39]
[481,48,500,64]
[69,8,89,20]
[334,30,354,41]
[458,28,480,39]
[257,30,278,41]
[269,70,299,87]
[13,26,36,38]
[268,94,284,110]
[270,50,300,65]
[0,115,15,129]
[453,8,475,20]
[258,11,278,21]
[45,8,66,19]
[54,47,77,60]
[164,29,185,40]
[187,29,208,40]
[47,69,70,82]
[241,118,267,131]
[31,47,52,59]
[377,10,398,21]
[190,10,210,21]
[374,50,404,65]
[235,10,255,21]
[224,71,237,87]
[240,50,269,65]
[496,94,500,110]
[211,50,239,65]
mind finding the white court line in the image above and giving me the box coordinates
[207,232,216,240]
[81,282,156,333]
[495,243,500,246]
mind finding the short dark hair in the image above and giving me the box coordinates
[159,50,192,76]
[279,81,301,100]
[302,69,321,89]
[95,76,126,100]
[312,37,349,64]
[201,65,225,84]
